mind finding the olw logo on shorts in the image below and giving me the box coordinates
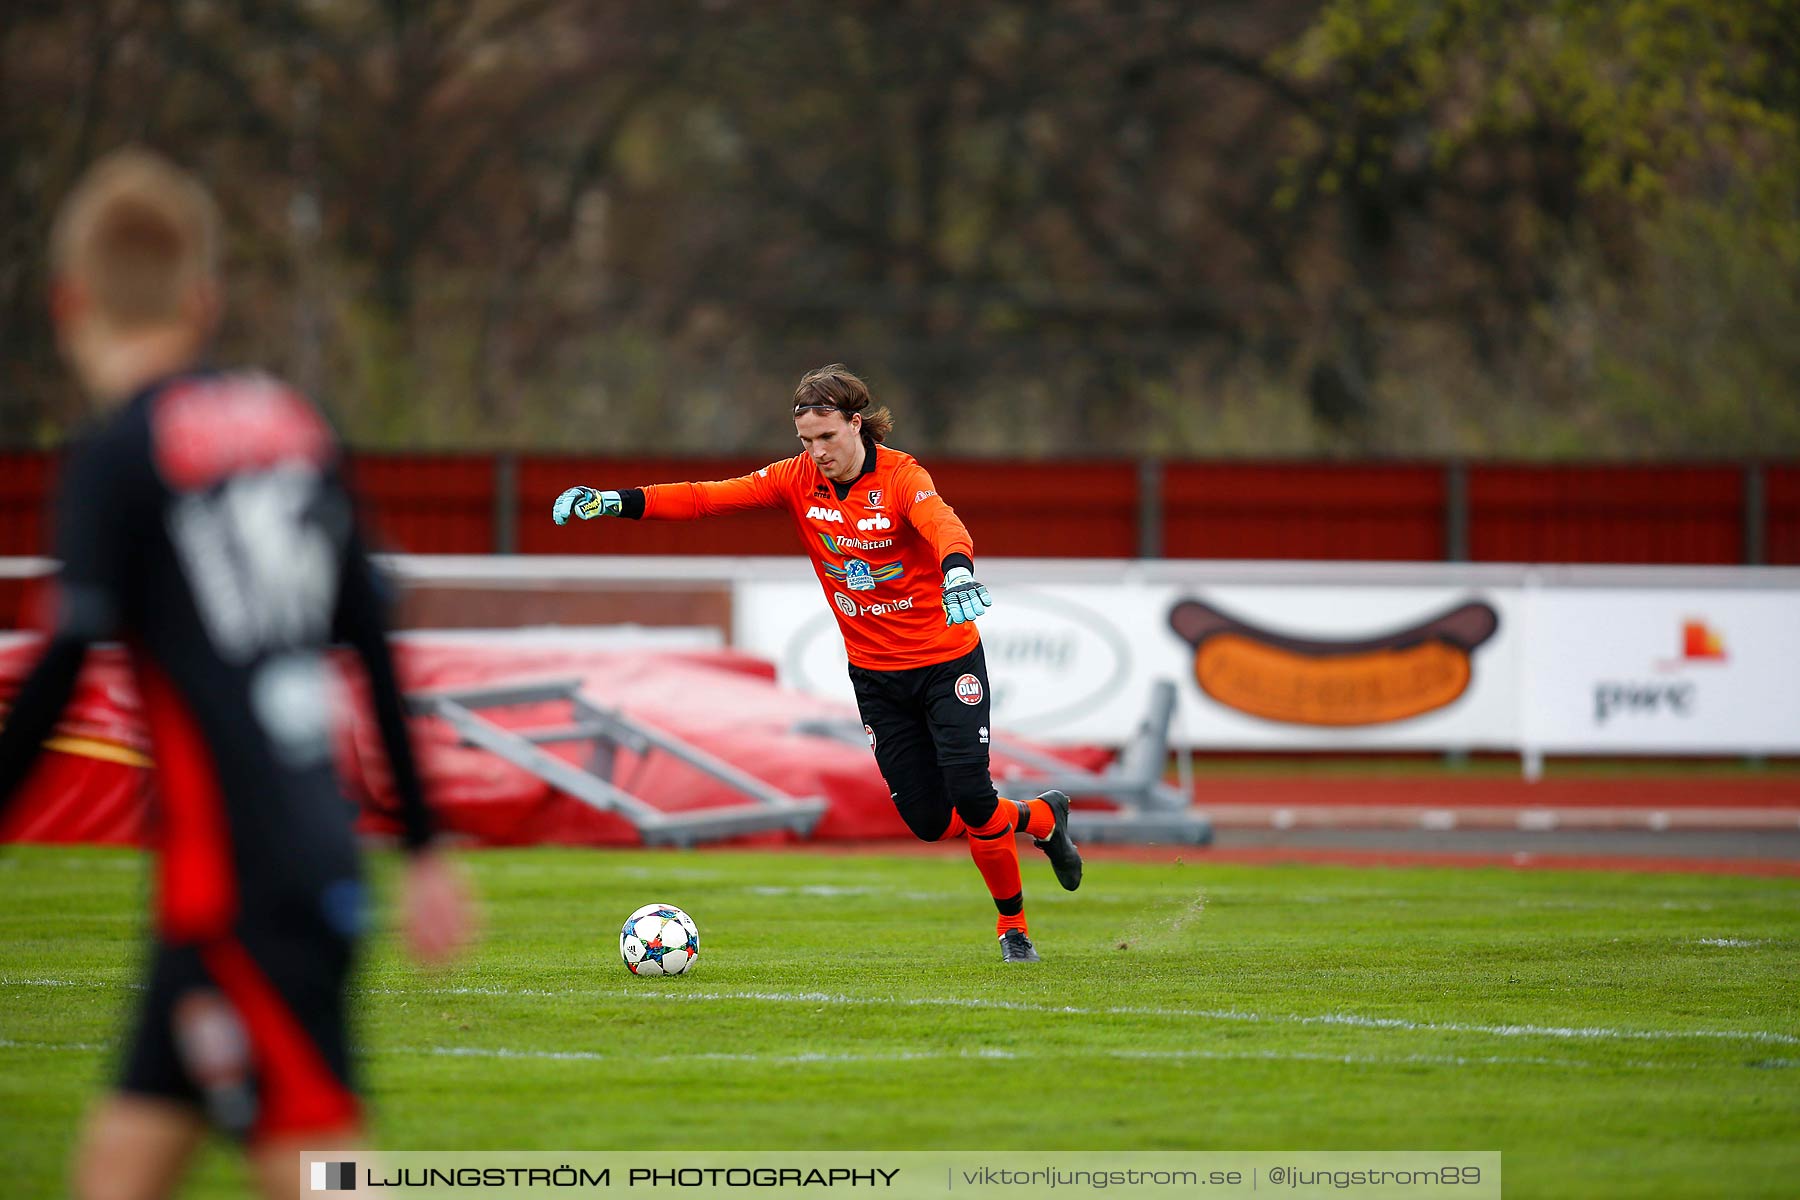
[311,1161,356,1190]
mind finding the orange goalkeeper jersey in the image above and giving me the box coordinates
[640,445,979,670]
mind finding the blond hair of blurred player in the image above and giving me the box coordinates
[0,148,474,1200]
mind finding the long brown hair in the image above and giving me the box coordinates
[792,364,893,445]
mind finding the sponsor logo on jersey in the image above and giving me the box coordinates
[168,469,342,662]
[813,483,830,496]
[806,505,845,523]
[864,723,877,750]
[979,725,990,745]
[758,467,768,477]
[955,673,984,705]
[856,514,892,532]
[867,489,883,508]
[914,489,937,503]
[823,557,904,589]
[818,532,895,555]
[831,593,917,619]
[154,374,333,491]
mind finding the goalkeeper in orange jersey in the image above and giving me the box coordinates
[552,365,1081,962]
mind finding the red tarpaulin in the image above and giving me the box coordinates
[1,636,1104,847]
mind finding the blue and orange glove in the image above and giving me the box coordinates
[942,566,993,626]
[552,486,622,524]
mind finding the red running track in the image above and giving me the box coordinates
[1186,776,1800,809]
[742,838,1800,877]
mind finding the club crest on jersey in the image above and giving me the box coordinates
[867,489,883,508]
[824,557,903,591]
[806,505,844,523]
[833,592,859,618]
[955,673,984,705]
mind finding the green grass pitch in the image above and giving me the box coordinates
[2,845,1797,1198]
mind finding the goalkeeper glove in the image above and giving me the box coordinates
[942,566,993,626]
[552,486,622,524]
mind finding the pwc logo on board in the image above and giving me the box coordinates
[1653,618,1728,673]
[1597,618,1730,725]
[1679,619,1726,663]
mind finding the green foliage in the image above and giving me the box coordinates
[2,2,1794,456]
[1275,0,1800,456]
[1583,197,1800,455]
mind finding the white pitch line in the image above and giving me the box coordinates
[10,977,1796,1048]
[0,1037,1656,1072]
[411,1044,1618,1070]
[0,977,139,989]
[0,1037,110,1052]
[607,988,1800,1048]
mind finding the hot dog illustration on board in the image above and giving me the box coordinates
[1168,598,1500,727]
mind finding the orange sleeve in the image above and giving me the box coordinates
[640,461,789,520]
[897,463,974,565]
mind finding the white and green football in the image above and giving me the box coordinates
[620,903,700,976]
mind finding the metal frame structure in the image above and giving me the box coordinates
[407,678,827,846]
[796,679,1212,845]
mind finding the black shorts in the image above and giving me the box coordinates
[849,642,998,840]
[119,909,359,1142]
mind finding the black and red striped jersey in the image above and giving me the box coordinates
[0,369,431,943]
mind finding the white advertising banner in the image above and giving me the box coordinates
[382,556,1800,756]
[1522,588,1800,753]
[734,580,1525,748]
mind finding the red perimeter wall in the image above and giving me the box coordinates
[1,451,1793,565]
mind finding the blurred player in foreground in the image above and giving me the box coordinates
[553,365,1082,963]
[0,149,474,1199]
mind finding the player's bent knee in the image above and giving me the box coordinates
[899,806,956,843]
[942,761,1001,830]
